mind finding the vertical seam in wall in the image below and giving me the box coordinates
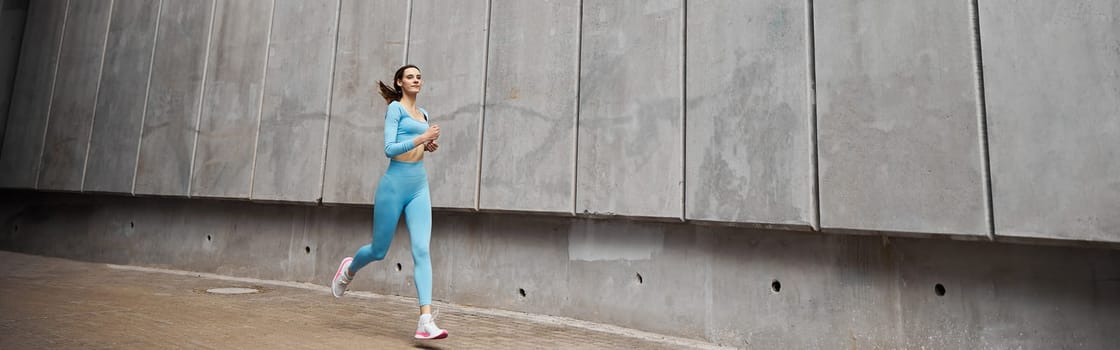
[475,0,493,211]
[969,0,995,240]
[188,0,217,198]
[249,0,277,199]
[82,0,115,192]
[571,0,582,216]
[36,0,71,189]
[806,0,821,231]
[679,0,686,222]
[318,0,343,205]
[403,0,412,63]
[132,0,162,195]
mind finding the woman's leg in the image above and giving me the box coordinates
[404,184,447,339]
[350,178,405,275]
[402,185,433,307]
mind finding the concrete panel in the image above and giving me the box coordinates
[0,0,52,190]
[36,0,111,191]
[815,1,986,235]
[251,0,338,202]
[577,0,683,218]
[478,0,579,213]
[321,0,407,205]
[980,0,1120,243]
[190,0,273,199]
[406,0,489,209]
[684,0,812,226]
[0,0,29,146]
[83,0,159,194]
[134,0,212,196]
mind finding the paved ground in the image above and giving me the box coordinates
[0,251,729,349]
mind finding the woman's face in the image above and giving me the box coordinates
[397,67,422,95]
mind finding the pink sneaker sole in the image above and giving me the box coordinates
[414,330,448,340]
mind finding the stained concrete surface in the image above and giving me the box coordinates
[35,0,111,191]
[251,0,338,203]
[979,0,1120,243]
[815,0,987,236]
[577,0,684,218]
[684,0,812,226]
[83,0,160,194]
[0,0,65,189]
[134,0,213,196]
[0,251,719,350]
[0,0,29,149]
[190,0,273,199]
[479,0,580,213]
[321,0,407,205]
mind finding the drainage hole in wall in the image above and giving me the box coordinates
[206,234,212,241]
[636,273,643,285]
[304,246,311,254]
[395,263,402,271]
[771,280,782,293]
[935,283,946,296]
[130,221,134,228]
[518,288,526,298]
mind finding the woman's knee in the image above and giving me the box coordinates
[371,250,389,261]
[358,245,389,261]
[411,244,430,261]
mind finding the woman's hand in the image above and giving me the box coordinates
[424,140,439,153]
[421,125,440,143]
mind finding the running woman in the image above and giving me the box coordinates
[331,65,448,340]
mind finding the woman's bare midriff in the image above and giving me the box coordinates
[393,145,425,162]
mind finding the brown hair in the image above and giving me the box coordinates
[377,64,420,104]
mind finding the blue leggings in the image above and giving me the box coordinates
[349,160,433,306]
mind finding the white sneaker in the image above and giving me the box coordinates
[331,257,353,298]
[414,313,448,340]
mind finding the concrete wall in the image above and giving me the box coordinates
[84,0,160,194]
[479,0,579,213]
[190,0,272,199]
[0,0,28,147]
[134,0,212,196]
[35,0,111,191]
[685,0,812,227]
[250,0,338,202]
[815,0,986,237]
[578,0,683,219]
[321,0,407,205]
[0,0,65,189]
[0,0,1117,250]
[3,192,1118,348]
[980,0,1120,243]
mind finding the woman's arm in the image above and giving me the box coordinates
[383,104,426,158]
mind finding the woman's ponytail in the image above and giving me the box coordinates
[377,80,400,104]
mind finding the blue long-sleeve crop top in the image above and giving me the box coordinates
[383,101,430,158]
